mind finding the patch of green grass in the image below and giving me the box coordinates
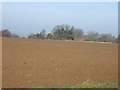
[32,80,118,88]
[56,80,118,88]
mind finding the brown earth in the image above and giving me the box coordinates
[2,37,118,88]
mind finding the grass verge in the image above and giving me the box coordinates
[32,80,118,88]
[57,80,118,88]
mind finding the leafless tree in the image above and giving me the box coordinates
[73,29,84,40]
[99,34,113,42]
[87,31,99,41]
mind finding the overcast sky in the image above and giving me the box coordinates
[2,2,118,37]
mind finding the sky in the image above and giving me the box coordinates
[2,2,118,37]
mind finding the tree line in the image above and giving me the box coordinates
[28,24,118,43]
[0,24,119,43]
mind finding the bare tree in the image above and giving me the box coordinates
[73,29,84,40]
[87,31,99,41]
[99,34,113,42]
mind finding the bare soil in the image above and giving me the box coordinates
[2,37,118,88]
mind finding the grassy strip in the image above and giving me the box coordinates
[57,80,118,88]
[32,80,118,88]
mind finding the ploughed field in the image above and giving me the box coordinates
[2,37,118,88]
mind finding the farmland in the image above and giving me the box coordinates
[2,37,118,88]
